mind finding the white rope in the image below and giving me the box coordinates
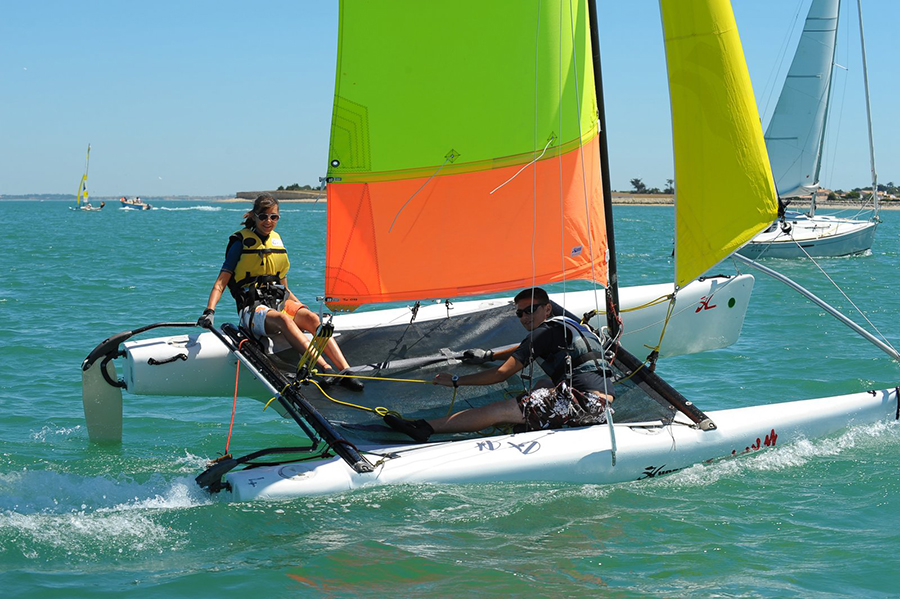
[557,0,568,308]
[735,225,897,356]
[567,0,602,322]
[388,154,454,233]
[793,242,897,354]
[489,136,555,196]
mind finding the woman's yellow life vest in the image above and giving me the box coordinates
[226,228,291,311]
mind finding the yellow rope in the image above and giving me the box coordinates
[621,293,674,313]
[645,296,677,353]
[311,369,431,385]
[583,294,674,319]
[295,326,333,376]
[613,295,678,386]
[261,366,518,422]
[262,383,293,411]
[445,387,458,416]
[308,379,397,416]
[261,372,436,418]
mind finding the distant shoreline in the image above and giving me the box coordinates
[219,193,898,211]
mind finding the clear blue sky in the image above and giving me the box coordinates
[1,0,896,197]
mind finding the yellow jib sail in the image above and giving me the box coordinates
[324,0,607,309]
[661,0,778,288]
[76,144,91,206]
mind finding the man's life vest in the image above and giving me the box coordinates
[226,228,290,312]
[534,316,610,385]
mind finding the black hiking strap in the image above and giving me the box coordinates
[228,276,286,312]
[195,444,323,493]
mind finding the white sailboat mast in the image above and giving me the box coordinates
[856,0,878,216]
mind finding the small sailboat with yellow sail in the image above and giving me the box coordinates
[79,0,898,501]
[69,144,105,212]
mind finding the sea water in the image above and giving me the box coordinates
[1,200,899,597]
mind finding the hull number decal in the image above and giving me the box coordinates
[476,440,540,454]
[476,440,502,452]
[507,440,541,455]
[732,428,778,456]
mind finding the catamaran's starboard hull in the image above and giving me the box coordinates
[118,276,755,402]
[225,388,899,501]
[738,215,877,259]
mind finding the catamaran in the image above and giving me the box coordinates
[739,0,880,259]
[80,0,898,501]
[69,144,104,212]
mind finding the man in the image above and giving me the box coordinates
[384,287,614,442]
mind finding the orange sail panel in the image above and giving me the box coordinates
[324,0,607,308]
[326,139,606,307]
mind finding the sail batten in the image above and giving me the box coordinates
[325,1,608,308]
[660,0,778,288]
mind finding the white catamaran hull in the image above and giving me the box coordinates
[739,213,877,259]
[117,276,754,402]
[225,388,899,501]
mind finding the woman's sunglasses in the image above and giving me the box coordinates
[515,303,547,318]
[256,213,280,222]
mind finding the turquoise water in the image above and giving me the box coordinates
[2,200,899,597]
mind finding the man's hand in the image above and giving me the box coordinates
[462,348,494,365]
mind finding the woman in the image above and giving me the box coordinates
[198,194,363,391]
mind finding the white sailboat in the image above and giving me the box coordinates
[69,144,105,212]
[80,0,898,501]
[739,0,879,259]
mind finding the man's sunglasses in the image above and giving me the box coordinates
[515,303,547,318]
[256,213,280,222]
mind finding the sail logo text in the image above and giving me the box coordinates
[638,464,682,480]
[695,295,717,313]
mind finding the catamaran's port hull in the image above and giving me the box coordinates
[225,388,899,501]
[738,216,877,259]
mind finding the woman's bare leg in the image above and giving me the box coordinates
[264,310,330,370]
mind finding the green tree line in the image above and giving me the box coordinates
[624,178,898,198]
[276,183,317,191]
